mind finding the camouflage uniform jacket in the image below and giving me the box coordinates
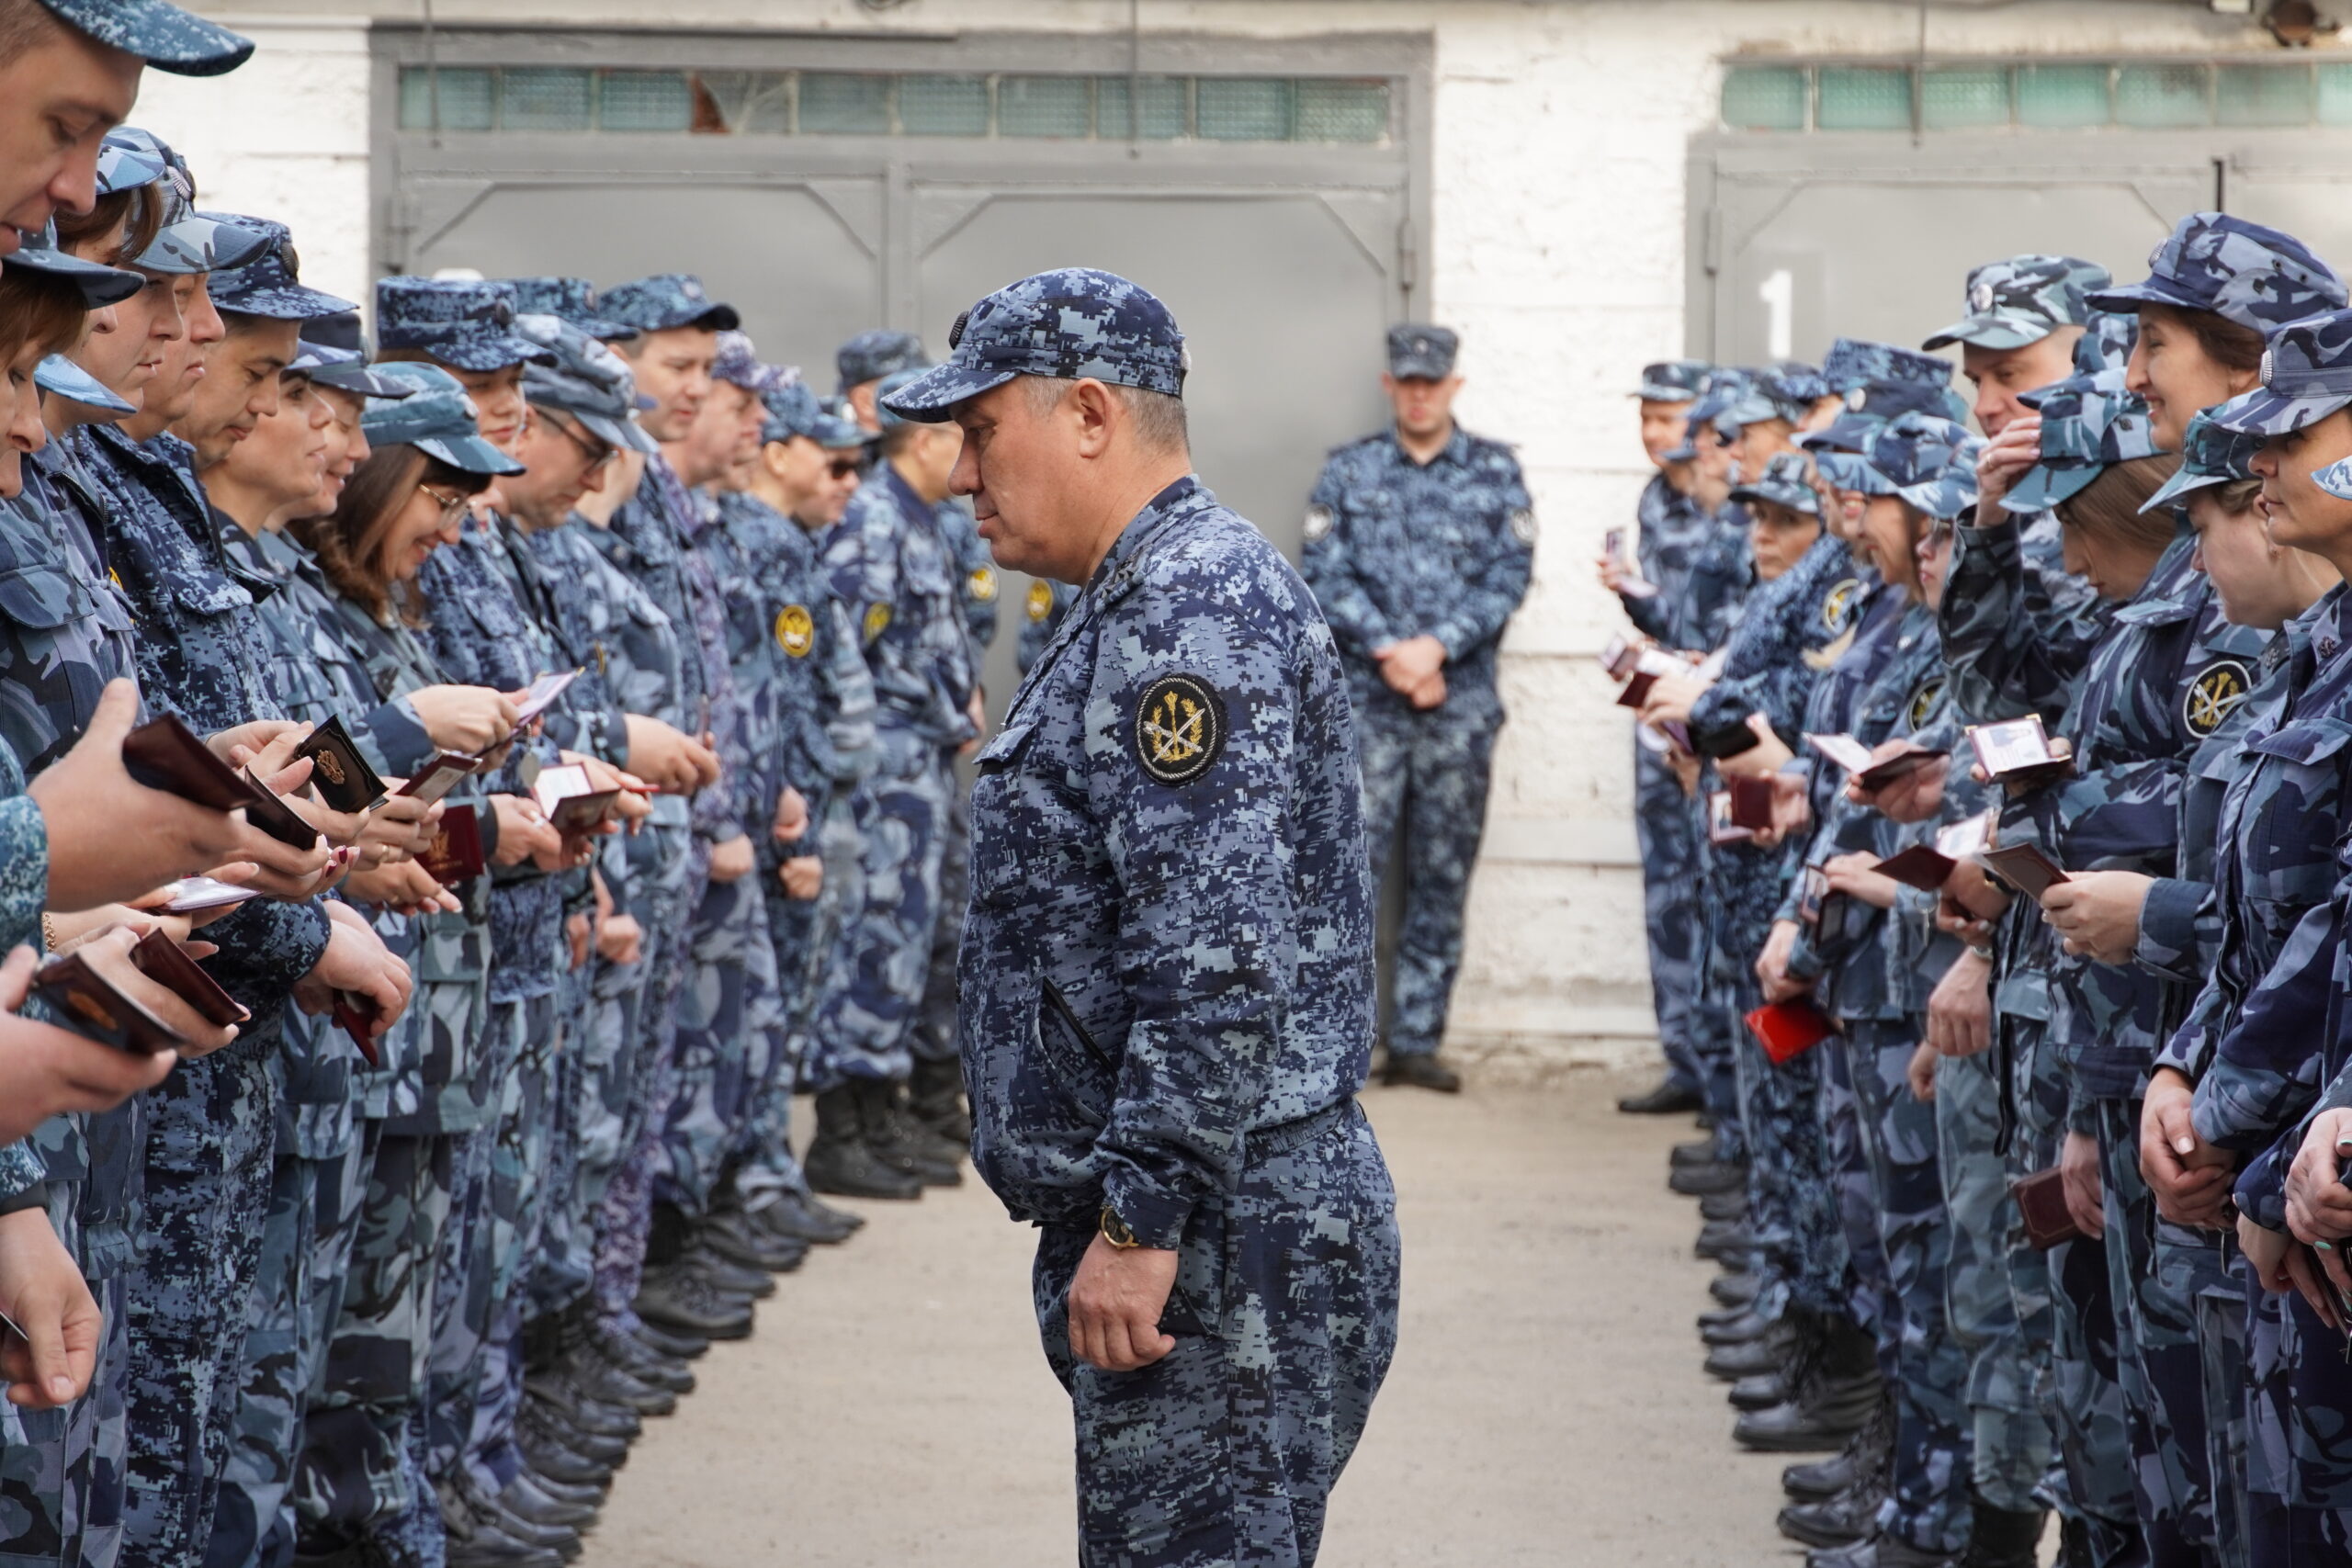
[1017,578,1078,675]
[963,477,1374,1251]
[1689,532,1862,744]
[609,455,740,844]
[1622,473,1739,652]
[824,467,978,751]
[1936,508,2112,729]
[936,497,1001,653]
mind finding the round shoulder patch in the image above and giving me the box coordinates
[775,604,814,658]
[862,603,892,644]
[1509,507,1537,546]
[1303,504,1335,544]
[1134,673,1227,786]
[2184,658,2253,739]
[1025,580,1055,622]
[1822,577,1861,632]
[1906,675,1945,732]
[968,565,999,603]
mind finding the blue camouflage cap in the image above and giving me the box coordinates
[835,330,928,393]
[35,0,253,75]
[761,381,865,449]
[506,276,636,342]
[2203,310,2352,438]
[2075,310,2138,376]
[516,313,659,457]
[1823,337,1953,397]
[1634,359,1710,401]
[96,130,265,276]
[1921,256,2111,352]
[712,330,789,396]
[34,355,133,414]
[200,216,354,320]
[1386,323,1457,380]
[2143,405,2263,512]
[1726,360,1827,427]
[2086,213,2347,333]
[2002,368,2165,513]
[872,367,929,432]
[357,362,524,477]
[296,312,411,400]
[881,267,1188,421]
[375,276,551,373]
[597,273,740,336]
[4,220,141,307]
[1868,412,1983,520]
[1728,451,1821,515]
[1798,413,1898,496]
[1661,367,1753,460]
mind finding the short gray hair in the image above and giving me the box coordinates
[1022,376,1188,456]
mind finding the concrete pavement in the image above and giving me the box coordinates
[577,1071,1799,1566]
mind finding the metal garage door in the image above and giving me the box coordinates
[372,25,1430,712]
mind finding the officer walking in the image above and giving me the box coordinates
[885,268,1399,1568]
[1300,324,1533,1093]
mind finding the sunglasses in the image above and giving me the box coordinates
[826,457,862,479]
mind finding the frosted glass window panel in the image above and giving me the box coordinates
[1295,80,1389,142]
[598,72,693,132]
[800,73,892,134]
[1722,64,1807,130]
[1096,76,1189,140]
[2016,64,2110,128]
[499,68,592,132]
[694,72,793,134]
[1817,67,1912,130]
[1000,76,1091,139]
[899,74,990,136]
[1198,78,1293,141]
[2217,63,2312,127]
[2115,63,2211,128]
[1922,67,2009,129]
[400,67,494,132]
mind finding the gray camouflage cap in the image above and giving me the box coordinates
[1922,256,2111,352]
[96,130,265,276]
[835,330,928,392]
[516,314,659,456]
[5,220,141,307]
[201,216,355,320]
[34,355,132,414]
[1634,359,1710,402]
[597,273,740,336]
[1823,337,1954,396]
[35,0,253,76]
[1725,360,1828,427]
[712,330,789,396]
[881,267,1188,421]
[2203,310,2352,437]
[2075,310,2139,376]
[2143,406,2262,512]
[1867,412,1983,520]
[358,362,525,477]
[761,382,865,449]
[376,276,552,373]
[2086,213,2347,333]
[506,276,636,342]
[2001,368,2165,513]
[1798,413,1897,497]
[297,313,413,400]
[1727,451,1821,516]
[1386,323,1457,380]
[1660,367,1753,461]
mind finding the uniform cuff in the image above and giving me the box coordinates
[1101,1170,1192,1252]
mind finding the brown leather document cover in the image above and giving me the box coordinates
[2012,1168,2086,1250]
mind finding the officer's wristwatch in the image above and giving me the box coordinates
[1099,1205,1141,1251]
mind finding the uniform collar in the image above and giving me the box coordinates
[1385,423,1470,470]
[1091,475,1207,591]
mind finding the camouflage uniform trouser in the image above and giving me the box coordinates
[593,826,702,1337]
[120,1044,278,1568]
[294,1131,451,1562]
[0,1269,130,1568]
[2245,1248,2352,1556]
[910,781,969,1068]
[462,991,561,1496]
[203,1127,375,1568]
[2092,1096,2217,1568]
[1032,1104,1398,1568]
[1633,738,1702,1095]
[806,733,950,1092]
[1721,953,1847,1321]
[2000,1016,2138,1563]
[527,964,599,1320]
[1841,1020,1970,1555]
[734,796,857,1207]
[1352,691,1500,1059]
[1934,1047,2052,1516]
[656,868,777,1216]
[1690,813,1745,1164]
[1821,1035,1889,1353]
[2246,1491,2352,1566]
[2167,1229,2247,1568]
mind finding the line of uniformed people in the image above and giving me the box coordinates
[1605,215,2352,1568]
[0,11,1006,1565]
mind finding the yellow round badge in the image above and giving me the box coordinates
[1026,581,1055,623]
[775,604,814,658]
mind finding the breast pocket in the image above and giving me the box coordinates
[2243,724,2352,907]
[0,563,90,633]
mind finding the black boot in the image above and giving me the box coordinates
[1699,1188,1748,1223]
[1670,1137,1719,1168]
[592,1323,694,1393]
[1382,1052,1463,1093]
[1735,1315,1881,1452]
[1671,1160,1747,1197]
[865,1079,962,1185]
[631,1319,710,1362]
[681,1247,775,1300]
[1711,1271,1761,1307]
[635,1262,753,1339]
[908,1055,973,1145]
[1694,1219,1756,1265]
[1699,1303,1777,1347]
[1778,1412,1891,1550]
[747,1190,858,1246]
[1618,1077,1700,1114]
[804,1085,922,1200]
[1703,1322,1793,1380]
[698,1205,808,1273]
[499,1471,599,1531]
[1959,1498,2047,1568]
[1782,1394,1893,1501]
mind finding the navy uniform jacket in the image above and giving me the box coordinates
[825,467,978,753]
[1622,473,1741,652]
[1300,425,1534,711]
[962,477,1374,1251]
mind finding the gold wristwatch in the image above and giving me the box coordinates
[1099,1205,1141,1250]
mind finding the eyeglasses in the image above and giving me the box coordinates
[419,482,470,522]
[548,414,617,471]
[825,457,861,479]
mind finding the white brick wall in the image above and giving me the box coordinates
[147,0,2274,1065]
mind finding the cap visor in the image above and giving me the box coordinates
[1920,317,2046,353]
[879,362,1015,423]
[417,434,526,478]
[310,364,415,400]
[5,247,141,307]
[430,335,560,373]
[35,355,134,413]
[1896,477,1973,519]
[688,306,741,333]
[1388,358,1453,380]
[2140,468,2225,513]
[2001,463,2101,513]
[2313,457,2352,502]
[2204,388,2352,437]
[213,283,363,321]
[1633,386,1697,403]
[45,0,254,74]
[1813,453,1895,495]
[132,217,268,275]
[582,318,638,343]
[574,408,659,457]
[2083,279,2205,316]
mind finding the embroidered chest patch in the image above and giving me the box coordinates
[1907,676,1945,731]
[969,565,998,603]
[1135,673,1227,785]
[1302,504,1334,544]
[862,603,892,643]
[1026,580,1055,622]
[2184,659,2252,738]
[775,604,814,658]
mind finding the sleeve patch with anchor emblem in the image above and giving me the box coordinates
[2184,659,2252,738]
[1135,673,1227,786]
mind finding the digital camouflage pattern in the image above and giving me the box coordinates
[881,267,1189,415]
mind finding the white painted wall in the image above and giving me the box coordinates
[147,0,2278,1066]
